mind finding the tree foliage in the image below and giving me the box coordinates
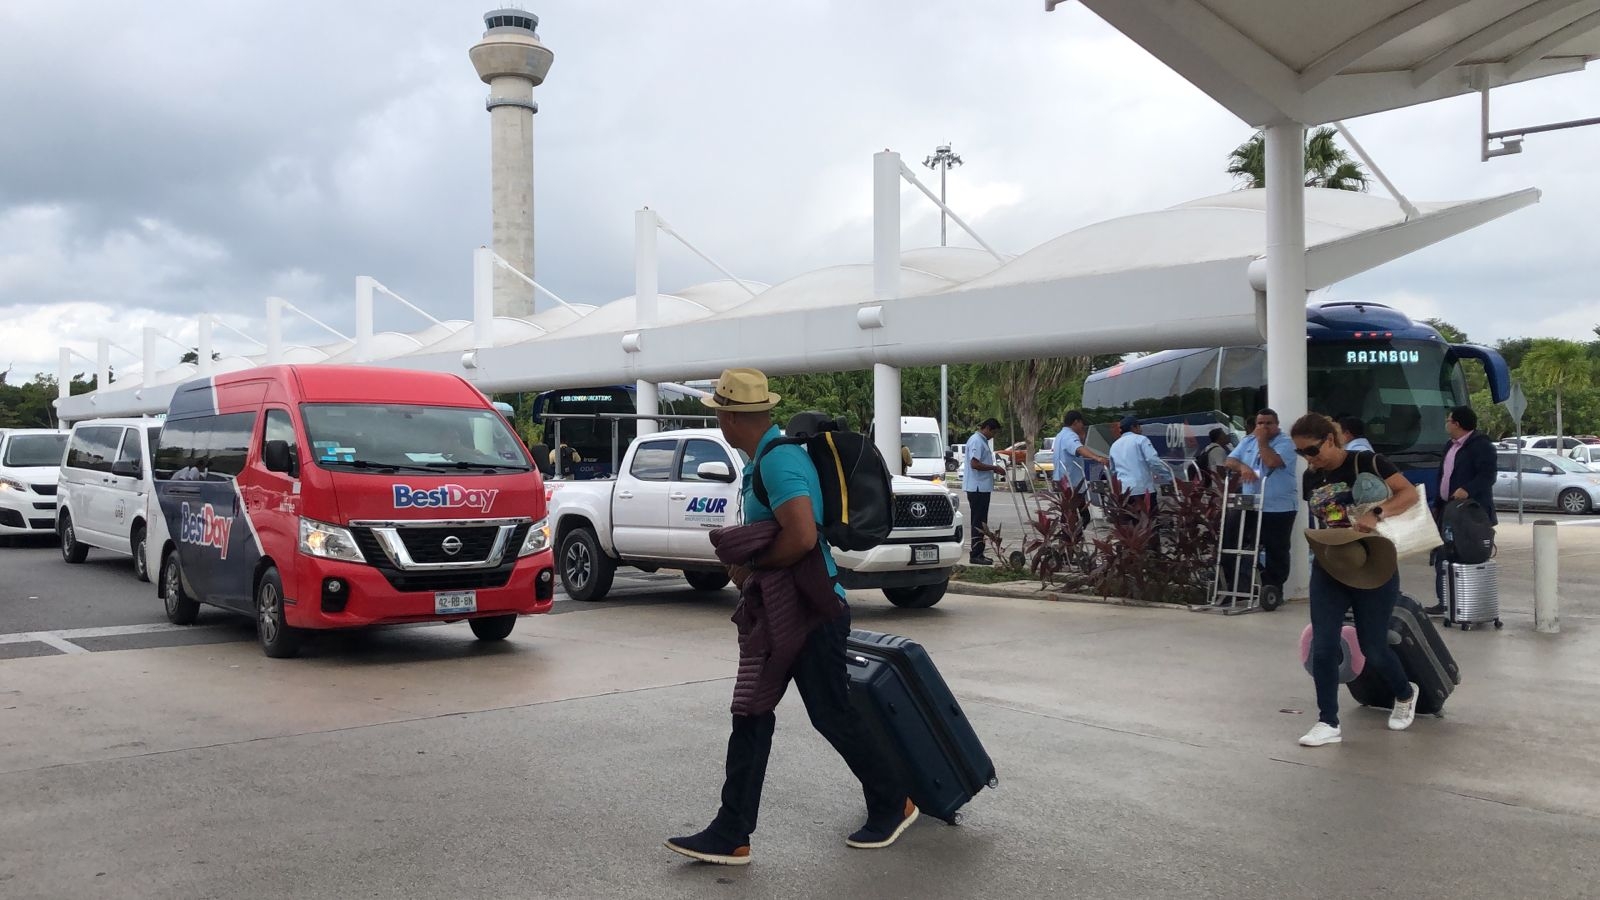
[0,373,97,429]
[1521,339,1595,443]
[1227,126,1371,191]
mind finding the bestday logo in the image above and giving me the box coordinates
[393,484,499,512]
[179,502,234,559]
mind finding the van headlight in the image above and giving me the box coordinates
[0,477,24,493]
[298,517,365,562]
[519,518,552,557]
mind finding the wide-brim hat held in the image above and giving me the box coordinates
[1306,527,1399,590]
[702,367,781,412]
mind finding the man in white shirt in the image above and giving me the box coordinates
[1339,417,1374,453]
[961,418,1007,565]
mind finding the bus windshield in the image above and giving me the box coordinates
[1308,340,1458,461]
[3,434,68,467]
[300,404,530,472]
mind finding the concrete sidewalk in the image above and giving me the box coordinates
[0,584,1595,899]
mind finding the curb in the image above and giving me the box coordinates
[948,579,1197,611]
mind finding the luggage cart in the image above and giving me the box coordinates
[1196,474,1266,615]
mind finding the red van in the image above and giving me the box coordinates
[152,365,555,657]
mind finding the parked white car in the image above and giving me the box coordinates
[56,418,165,581]
[547,428,964,608]
[1567,443,1600,471]
[0,429,69,543]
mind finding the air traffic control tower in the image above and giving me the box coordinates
[470,9,554,318]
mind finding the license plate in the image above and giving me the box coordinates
[911,544,939,566]
[434,590,477,615]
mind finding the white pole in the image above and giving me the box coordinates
[1265,123,1310,600]
[142,327,159,388]
[473,247,495,351]
[355,275,376,362]
[58,348,72,401]
[635,208,661,437]
[873,150,903,466]
[96,338,111,390]
[1534,520,1559,633]
[197,314,214,377]
[266,297,284,364]
[938,158,949,459]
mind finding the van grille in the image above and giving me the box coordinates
[893,495,954,529]
[396,526,502,564]
[30,484,57,496]
[350,524,528,593]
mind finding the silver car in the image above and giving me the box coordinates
[1493,450,1600,515]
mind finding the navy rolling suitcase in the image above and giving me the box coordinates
[1346,594,1461,715]
[845,629,996,824]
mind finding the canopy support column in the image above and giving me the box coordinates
[1265,122,1311,601]
[635,208,661,436]
[872,150,902,462]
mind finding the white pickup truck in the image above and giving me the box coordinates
[546,428,964,608]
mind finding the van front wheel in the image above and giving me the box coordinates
[256,567,302,659]
[469,614,517,641]
[59,514,88,564]
[131,524,149,582]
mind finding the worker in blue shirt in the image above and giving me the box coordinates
[1053,410,1110,539]
[1108,416,1173,535]
[962,418,1007,565]
[1223,407,1299,599]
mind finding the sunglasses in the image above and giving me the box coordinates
[1295,438,1327,458]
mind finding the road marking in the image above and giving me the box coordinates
[0,622,226,651]
[26,633,90,655]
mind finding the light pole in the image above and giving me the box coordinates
[924,144,963,451]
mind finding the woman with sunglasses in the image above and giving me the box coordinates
[1290,413,1420,747]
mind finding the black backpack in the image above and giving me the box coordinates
[1440,499,1495,564]
[752,412,893,551]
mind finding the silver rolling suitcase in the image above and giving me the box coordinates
[1445,560,1503,631]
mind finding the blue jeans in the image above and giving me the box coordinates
[1308,564,1415,727]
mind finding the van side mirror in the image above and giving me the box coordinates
[112,460,140,479]
[263,440,297,476]
[696,461,736,483]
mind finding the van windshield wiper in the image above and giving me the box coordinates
[320,459,439,474]
[423,460,531,472]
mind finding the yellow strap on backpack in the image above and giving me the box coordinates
[823,432,849,524]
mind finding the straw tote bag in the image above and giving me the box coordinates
[1355,452,1441,559]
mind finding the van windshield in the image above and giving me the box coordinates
[301,404,530,473]
[903,433,944,458]
[3,434,68,467]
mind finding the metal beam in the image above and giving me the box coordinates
[1298,0,1466,91]
[1412,0,1600,87]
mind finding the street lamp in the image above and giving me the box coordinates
[924,143,963,449]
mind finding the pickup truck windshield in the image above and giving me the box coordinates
[301,404,531,473]
[3,434,68,467]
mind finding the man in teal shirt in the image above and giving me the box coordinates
[666,369,914,867]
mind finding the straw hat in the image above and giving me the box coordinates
[1305,527,1398,590]
[701,368,781,412]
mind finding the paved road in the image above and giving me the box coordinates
[0,538,723,659]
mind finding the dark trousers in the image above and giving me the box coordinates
[966,490,992,560]
[1223,510,1295,593]
[1308,565,1414,727]
[709,611,906,844]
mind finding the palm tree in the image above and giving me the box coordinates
[1521,339,1594,447]
[1226,126,1371,191]
[987,356,1095,472]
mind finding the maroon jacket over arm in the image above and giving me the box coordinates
[710,521,845,716]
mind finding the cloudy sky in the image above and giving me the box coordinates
[2,0,1597,382]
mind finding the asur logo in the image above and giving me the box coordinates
[685,497,729,515]
[179,502,235,559]
[392,484,500,512]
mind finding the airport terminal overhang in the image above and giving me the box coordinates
[55,185,1539,422]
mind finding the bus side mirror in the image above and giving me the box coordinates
[263,440,297,476]
[697,461,736,483]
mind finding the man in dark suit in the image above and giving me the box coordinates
[1428,404,1497,614]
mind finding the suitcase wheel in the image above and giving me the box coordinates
[1494,618,1504,630]
[988,776,999,789]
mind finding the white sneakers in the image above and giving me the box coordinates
[1388,682,1420,731]
[1298,722,1342,746]
[1299,682,1422,746]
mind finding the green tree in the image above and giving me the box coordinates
[986,356,1098,464]
[1521,339,1595,446]
[1226,126,1371,191]
[180,349,221,365]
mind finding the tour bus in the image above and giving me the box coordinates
[528,383,709,478]
[153,365,555,658]
[1080,300,1511,498]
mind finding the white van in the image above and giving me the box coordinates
[56,418,164,581]
[898,416,947,481]
[0,429,70,543]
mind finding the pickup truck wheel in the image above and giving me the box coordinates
[884,581,948,609]
[685,570,731,592]
[560,528,615,602]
